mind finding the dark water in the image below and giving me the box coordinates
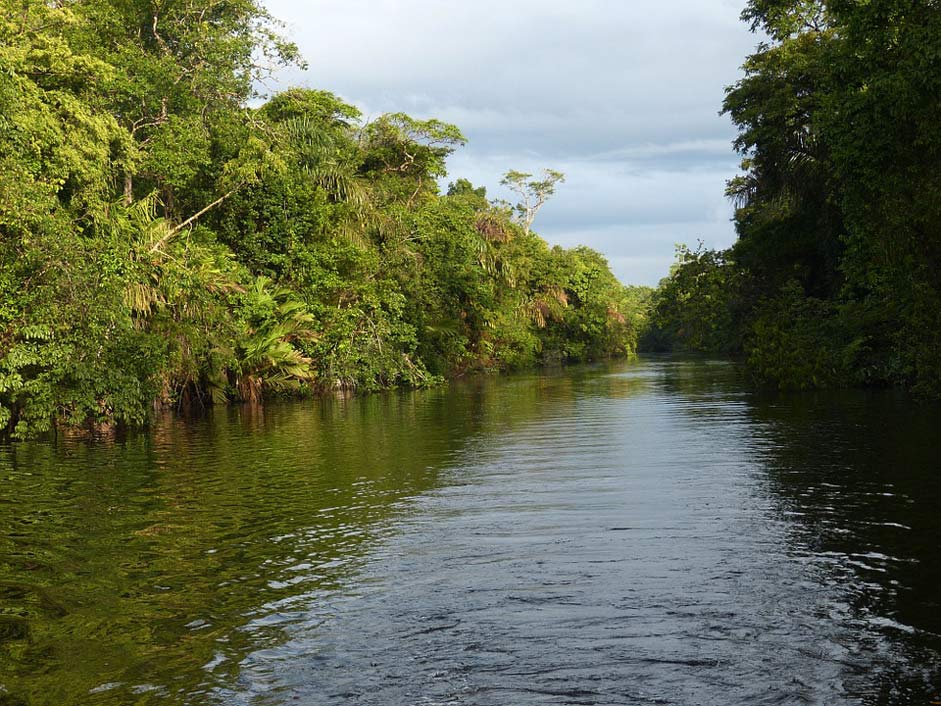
[1,359,940,706]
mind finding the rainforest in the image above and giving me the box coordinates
[3,0,941,441]
[0,0,646,439]
[3,3,941,704]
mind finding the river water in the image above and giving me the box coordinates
[1,359,939,705]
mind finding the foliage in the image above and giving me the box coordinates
[648,0,941,396]
[644,245,742,354]
[0,11,631,439]
[500,168,566,235]
[744,280,851,390]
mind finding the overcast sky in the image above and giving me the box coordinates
[261,0,760,285]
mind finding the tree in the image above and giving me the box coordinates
[447,178,487,200]
[500,169,565,235]
[72,0,300,213]
[0,2,634,439]
[646,0,941,395]
[360,114,466,206]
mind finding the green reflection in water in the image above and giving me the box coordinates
[0,373,595,706]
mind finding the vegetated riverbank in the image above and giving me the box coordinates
[0,2,648,440]
[643,3,941,397]
[7,0,936,441]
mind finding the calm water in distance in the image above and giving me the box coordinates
[1,358,939,705]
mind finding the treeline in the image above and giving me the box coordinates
[645,0,941,395]
[0,0,642,439]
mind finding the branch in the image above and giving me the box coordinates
[152,13,170,55]
[149,184,243,254]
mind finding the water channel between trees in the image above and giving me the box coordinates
[1,358,939,705]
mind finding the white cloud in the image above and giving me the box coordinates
[542,220,737,286]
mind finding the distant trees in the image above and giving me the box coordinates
[643,245,741,355]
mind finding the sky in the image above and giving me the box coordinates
[260,0,761,285]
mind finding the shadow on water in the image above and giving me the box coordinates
[746,389,941,705]
[1,359,940,705]
[644,359,941,704]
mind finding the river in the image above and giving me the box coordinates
[1,358,939,705]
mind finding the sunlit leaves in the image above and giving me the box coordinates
[0,1,636,438]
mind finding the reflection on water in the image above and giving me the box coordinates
[0,359,939,705]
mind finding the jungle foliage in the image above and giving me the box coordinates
[0,0,639,438]
[646,0,941,394]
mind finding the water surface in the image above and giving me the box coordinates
[1,359,939,705]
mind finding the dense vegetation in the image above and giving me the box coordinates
[646,0,941,395]
[0,0,642,439]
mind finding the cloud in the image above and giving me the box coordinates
[542,219,737,287]
[262,0,759,284]
[443,151,739,286]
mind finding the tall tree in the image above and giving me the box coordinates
[500,169,565,235]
